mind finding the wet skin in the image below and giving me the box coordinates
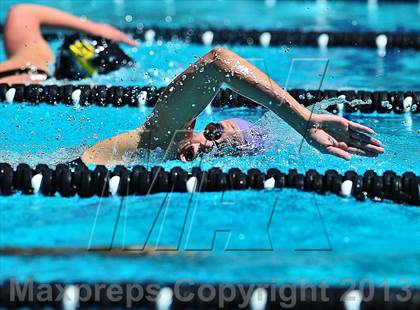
[178,119,245,162]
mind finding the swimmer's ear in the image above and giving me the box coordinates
[177,139,193,162]
[181,118,197,140]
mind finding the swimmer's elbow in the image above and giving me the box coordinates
[6,4,32,22]
[5,4,45,30]
[4,5,38,40]
[207,47,231,61]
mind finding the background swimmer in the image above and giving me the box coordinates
[0,4,136,84]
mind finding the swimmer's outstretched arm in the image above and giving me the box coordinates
[82,47,384,165]
[142,47,384,160]
[1,4,136,83]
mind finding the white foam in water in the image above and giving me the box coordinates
[341,180,353,198]
[259,32,271,47]
[138,90,148,106]
[250,288,267,310]
[205,104,213,115]
[336,101,344,115]
[403,113,413,130]
[318,33,329,49]
[376,34,387,57]
[71,89,81,105]
[343,289,362,310]
[5,88,16,103]
[186,177,198,193]
[63,285,79,310]
[0,145,90,168]
[367,0,378,11]
[31,174,43,194]
[109,175,120,195]
[264,0,276,7]
[403,96,413,113]
[202,30,214,45]
[145,29,156,42]
[156,287,173,310]
[306,96,372,118]
[264,177,275,190]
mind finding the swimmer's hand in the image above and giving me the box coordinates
[305,114,384,160]
[91,23,138,46]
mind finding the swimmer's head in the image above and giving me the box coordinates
[54,33,134,80]
[178,119,256,162]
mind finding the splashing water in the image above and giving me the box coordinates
[313,96,371,113]
[0,145,89,168]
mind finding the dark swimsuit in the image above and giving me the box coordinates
[0,68,50,79]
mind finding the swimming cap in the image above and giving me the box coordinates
[54,33,133,80]
[229,118,266,154]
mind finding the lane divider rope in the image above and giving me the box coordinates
[0,163,418,205]
[1,84,419,114]
[0,25,418,49]
[0,280,418,309]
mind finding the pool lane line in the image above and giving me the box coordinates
[0,25,418,49]
[1,84,418,114]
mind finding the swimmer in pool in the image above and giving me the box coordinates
[0,4,136,84]
[1,5,384,164]
[80,45,383,164]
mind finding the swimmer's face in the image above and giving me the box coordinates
[178,120,244,162]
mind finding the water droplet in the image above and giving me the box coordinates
[381,100,389,107]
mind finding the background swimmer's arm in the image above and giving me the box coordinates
[1,4,136,81]
[4,4,136,57]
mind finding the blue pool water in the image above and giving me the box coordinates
[0,0,419,289]
[1,104,419,175]
[1,0,420,33]
[2,39,419,90]
[1,191,420,285]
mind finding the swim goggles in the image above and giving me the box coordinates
[203,122,223,142]
[178,122,224,161]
